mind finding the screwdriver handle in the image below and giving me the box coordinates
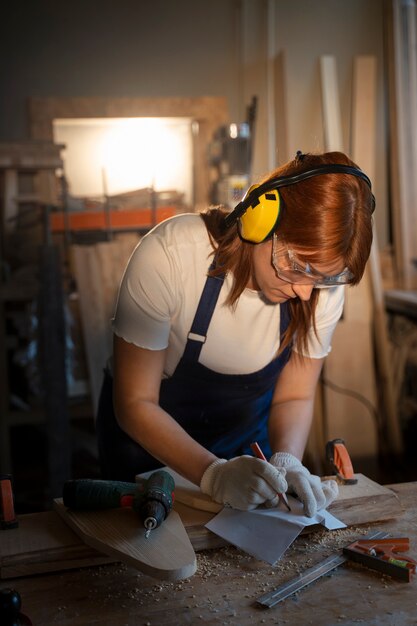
[63,479,139,510]
[63,471,176,534]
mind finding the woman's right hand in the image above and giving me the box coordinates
[200,456,287,510]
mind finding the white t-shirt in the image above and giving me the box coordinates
[112,213,344,377]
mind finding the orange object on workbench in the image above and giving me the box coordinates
[0,476,18,530]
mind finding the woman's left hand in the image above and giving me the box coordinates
[270,452,338,517]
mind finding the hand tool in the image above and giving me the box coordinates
[326,438,357,484]
[63,470,175,538]
[256,530,415,609]
[0,475,18,530]
[250,442,291,512]
[343,536,417,582]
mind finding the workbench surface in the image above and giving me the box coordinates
[1,482,416,626]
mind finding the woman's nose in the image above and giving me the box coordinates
[292,283,314,301]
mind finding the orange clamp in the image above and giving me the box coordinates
[326,438,357,484]
[0,475,18,530]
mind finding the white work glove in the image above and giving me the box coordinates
[270,452,338,517]
[200,456,287,511]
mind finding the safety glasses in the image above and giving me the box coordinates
[271,233,354,288]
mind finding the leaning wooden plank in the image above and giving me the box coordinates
[319,54,378,461]
[54,499,197,581]
[386,0,417,288]
[71,236,140,415]
[352,55,403,455]
[71,245,109,415]
[319,56,343,151]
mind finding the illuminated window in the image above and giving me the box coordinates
[53,117,194,206]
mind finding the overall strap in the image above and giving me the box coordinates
[279,299,290,338]
[182,262,225,363]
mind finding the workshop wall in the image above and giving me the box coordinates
[0,0,240,139]
[1,0,387,241]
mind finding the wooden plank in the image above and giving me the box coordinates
[352,55,403,455]
[386,0,417,288]
[326,473,402,525]
[0,297,12,474]
[319,56,343,150]
[71,245,109,415]
[38,244,71,499]
[0,141,64,169]
[0,473,403,580]
[71,235,140,414]
[0,510,113,579]
[170,471,402,526]
[3,169,18,234]
[319,54,378,462]
[0,505,218,580]
[53,500,197,581]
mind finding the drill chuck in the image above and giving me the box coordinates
[134,470,175,536]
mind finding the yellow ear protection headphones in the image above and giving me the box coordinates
[223,163,375,244]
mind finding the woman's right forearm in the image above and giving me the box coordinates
[112,336,217,485]
[114,395,217,486]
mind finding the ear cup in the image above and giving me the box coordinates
[238,188,282,243]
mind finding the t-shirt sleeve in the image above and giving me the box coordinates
[296,286,345,359]
[112,232,178,350]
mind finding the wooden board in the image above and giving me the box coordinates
[319,53,379,461]
[0,475,403,581]
[352,55,402,455]
[0,505,218,581]
[53,499,197,581]
[71,234,140,414]
[319,56,343,150]
[386,0,417,289]
[0,510,113,579]
[326,473,403,525]
[165,469,221,513]
[171,471,403,526]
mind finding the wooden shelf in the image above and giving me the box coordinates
[49,206,177,232]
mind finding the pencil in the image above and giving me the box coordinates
[250,442,292,512]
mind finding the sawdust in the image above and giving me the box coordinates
[83,524,381,623]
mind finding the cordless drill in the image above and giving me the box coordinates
[63,470,175,538]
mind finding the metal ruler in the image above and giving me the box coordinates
[256,530,389,609]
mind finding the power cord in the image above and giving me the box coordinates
[321,376,390,456]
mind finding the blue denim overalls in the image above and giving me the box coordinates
[96,267,292,480]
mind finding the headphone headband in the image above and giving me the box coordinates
[224,163,374,230]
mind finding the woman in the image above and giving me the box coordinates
[96,150,374,517]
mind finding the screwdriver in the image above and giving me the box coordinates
[63,470,175,538]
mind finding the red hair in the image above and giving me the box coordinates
[200,151,374,355]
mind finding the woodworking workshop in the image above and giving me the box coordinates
[1,1,417,625]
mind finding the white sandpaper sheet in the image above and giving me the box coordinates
[205,496,346,564]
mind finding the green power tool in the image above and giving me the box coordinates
[63,470,175,538]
